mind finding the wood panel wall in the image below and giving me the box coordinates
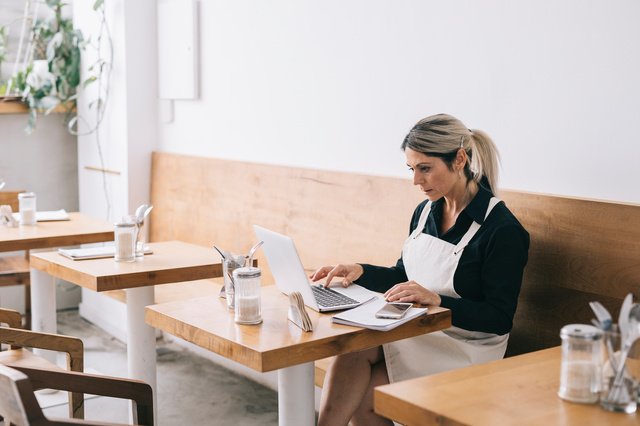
[499,190,640,355]
[149,152,424,283]
[149,152,640,356]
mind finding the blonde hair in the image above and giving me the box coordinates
[401,114,501,194]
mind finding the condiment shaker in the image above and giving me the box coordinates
[18,192,36,226]
[114,221,137,262]
[233,266,262,325]
[558,324,603,403]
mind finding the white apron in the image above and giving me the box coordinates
[383,197,509,383]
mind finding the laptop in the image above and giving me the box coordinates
[254,225,377,312]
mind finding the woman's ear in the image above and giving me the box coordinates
[455,148,468,170]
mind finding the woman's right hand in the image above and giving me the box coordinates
[309,263,364,288]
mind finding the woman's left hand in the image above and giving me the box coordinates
[384,281,441,306]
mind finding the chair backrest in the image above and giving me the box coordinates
[0,364,48,426]
[0,191,23,213]
[0,365,154,426]
[0,308,23,352]
[0,308,22,329]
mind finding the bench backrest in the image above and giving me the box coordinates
[149,152,640,356]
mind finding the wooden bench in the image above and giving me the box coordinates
[146,152,640,386]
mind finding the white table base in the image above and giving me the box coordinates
[278,362,315,426]
[30,267,57,364]
[126,286,157,421]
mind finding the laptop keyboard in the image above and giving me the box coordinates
[311,285,359,307]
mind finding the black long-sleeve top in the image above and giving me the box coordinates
[356,186,529,335]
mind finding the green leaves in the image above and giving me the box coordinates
[13,1,87,133]
[83,76,97,88]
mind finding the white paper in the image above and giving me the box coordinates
[58,244,153,260]
[332,297,428,331]
[12,209,70,222]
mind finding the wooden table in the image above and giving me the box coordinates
[0,213,113,353]
[30,241,222,397]
[374,346,638,426]
[0,212,113,252]
[145,286,452,426]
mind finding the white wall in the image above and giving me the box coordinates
[0,113,78,210]
[72,0,159,335]
[158,0,640,204]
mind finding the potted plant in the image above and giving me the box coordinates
[13,0,83,132]
[1,0,107,134]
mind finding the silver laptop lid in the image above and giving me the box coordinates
[253,225,321,311]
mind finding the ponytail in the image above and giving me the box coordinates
[468,129,501,194]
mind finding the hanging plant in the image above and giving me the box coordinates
[9,0,85,133]
[0,0,108,134]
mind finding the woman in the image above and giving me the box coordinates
[310,114,529,426]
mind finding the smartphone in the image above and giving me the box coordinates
[375,302,413,319]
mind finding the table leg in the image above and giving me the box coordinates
[125,286,157,420]
[30,268,57,363]
[278,362,315,426]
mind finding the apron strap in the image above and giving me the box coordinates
[410,200,432,240]
[453,197,501,255]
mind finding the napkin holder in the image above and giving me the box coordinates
[288,291,313,332]
[0,205,18,227]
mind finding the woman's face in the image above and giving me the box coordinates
[405,148,463,201]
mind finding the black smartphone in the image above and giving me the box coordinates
[375,302,413,319]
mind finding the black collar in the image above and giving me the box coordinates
[465,185,493,225]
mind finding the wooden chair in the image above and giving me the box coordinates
[0,364,154,426]
[0,190,31,328]
[0,308,84,418]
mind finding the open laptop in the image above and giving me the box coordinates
[254,225,377,312]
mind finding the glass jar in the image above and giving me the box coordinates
[558,324,603,403]
[222,256,245,310]
[600,326,638,413]
[232,267,262,325]
[18,192,36,226]
[114,221,137,262]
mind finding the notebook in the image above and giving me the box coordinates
[58,244,153,260]
[12,209,70,222]
[332,297,428,331]
[253,225,377,312]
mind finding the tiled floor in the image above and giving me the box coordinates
[39,309,279,425]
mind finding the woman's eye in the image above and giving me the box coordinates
[408,166,430,173]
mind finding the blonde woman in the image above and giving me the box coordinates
[311,114,529,426]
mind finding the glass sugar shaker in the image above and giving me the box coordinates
[232,266,262,325]
[114,221,137,262]
[18,192,37,226]
[558,324,603,404]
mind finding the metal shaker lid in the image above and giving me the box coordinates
[114,221,137,228]
[560,324,602,340]
[233,266,261,279]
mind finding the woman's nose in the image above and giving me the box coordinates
[413,171,422,185]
